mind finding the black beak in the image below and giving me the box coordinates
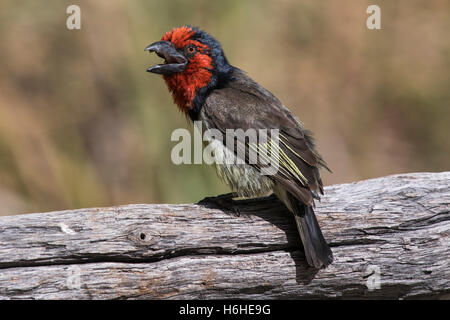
[145,41,188,75]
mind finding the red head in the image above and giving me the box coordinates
[145,26,233,116]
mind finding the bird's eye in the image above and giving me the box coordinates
[186,46,196,54]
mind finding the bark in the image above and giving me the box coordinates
[0,172,448,299]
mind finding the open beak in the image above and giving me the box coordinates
[145,41,188,75]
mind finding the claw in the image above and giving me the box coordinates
[198,193,240,216]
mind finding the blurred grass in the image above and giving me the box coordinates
[0,0,449,215]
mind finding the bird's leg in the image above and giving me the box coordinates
[198,192,241,217]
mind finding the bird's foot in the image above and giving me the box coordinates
[198,193,241,217]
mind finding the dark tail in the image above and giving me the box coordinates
[289,196,333,268]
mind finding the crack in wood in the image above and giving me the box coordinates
[0,172,448,299]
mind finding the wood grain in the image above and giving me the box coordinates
[0,172,448,299]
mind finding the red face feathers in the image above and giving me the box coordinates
[145,26,233,116]
[160,27,213,111]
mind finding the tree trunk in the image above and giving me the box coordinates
[0,172,448,299]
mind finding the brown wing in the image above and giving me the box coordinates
[202,68,329,205]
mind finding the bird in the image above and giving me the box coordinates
[145,26,333,268]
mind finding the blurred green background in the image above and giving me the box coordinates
[0,0,449,215]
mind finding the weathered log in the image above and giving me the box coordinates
[0,172,448,299]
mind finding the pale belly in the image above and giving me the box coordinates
[198,112,274,198]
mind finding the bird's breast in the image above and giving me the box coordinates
[198,111,274,198]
